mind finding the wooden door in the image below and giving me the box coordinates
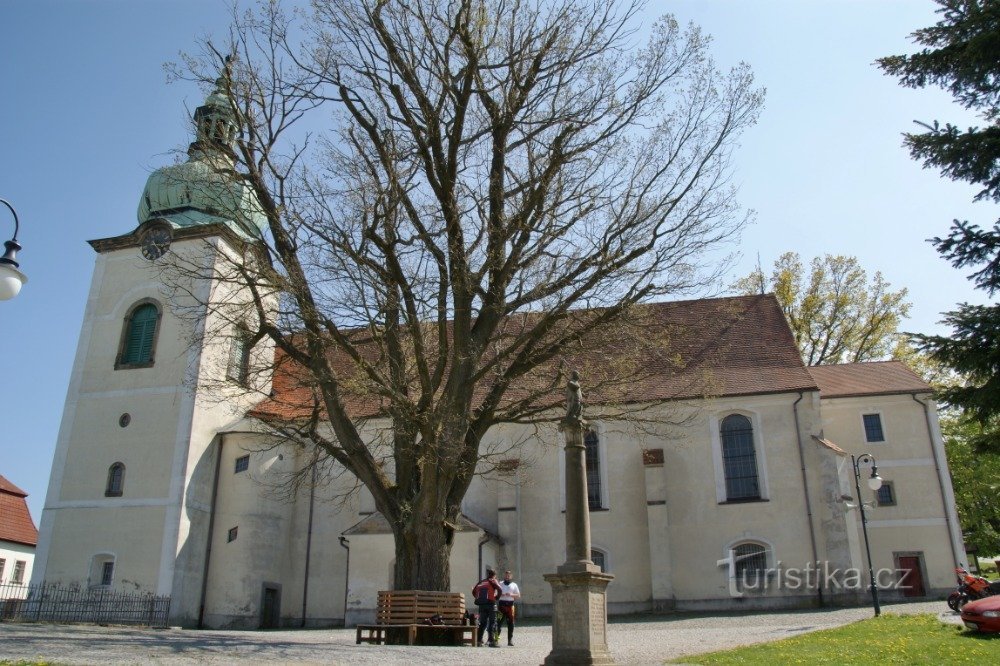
[261,586,280,628]
[897,556,925,597]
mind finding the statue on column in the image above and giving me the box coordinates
[565,370,583,423]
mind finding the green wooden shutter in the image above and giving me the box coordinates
[122,304,158,365]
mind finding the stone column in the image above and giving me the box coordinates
[544,372,615,665]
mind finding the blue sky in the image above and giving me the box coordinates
[0,0,991,523]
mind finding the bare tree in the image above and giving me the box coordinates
[169,0,762,590]
[733,252,911,366]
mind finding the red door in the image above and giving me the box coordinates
[897,556,926,597]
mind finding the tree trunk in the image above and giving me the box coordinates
[392,507,456,590]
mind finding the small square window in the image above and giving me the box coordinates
[227,526,239,543]
[863,414,884,443]
[235,455,250,473]
[876,482,896,506]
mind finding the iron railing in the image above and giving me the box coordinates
[0,582,170,627]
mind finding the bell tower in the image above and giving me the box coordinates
[32,62,274,626]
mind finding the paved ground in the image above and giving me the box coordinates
[0,601,954,665]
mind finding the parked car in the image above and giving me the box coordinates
[960,594,1000,633]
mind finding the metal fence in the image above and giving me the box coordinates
[0,582,171,628]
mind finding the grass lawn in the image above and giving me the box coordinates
[669,613,999,665]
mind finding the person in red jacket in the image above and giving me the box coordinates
[472,568,504,647]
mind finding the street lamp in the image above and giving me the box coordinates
[852,452,883,617]
[0,198,27,301]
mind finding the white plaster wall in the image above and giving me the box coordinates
[34,235,275,623]
[818,393,961,593]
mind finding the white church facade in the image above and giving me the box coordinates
[32,76,965,629]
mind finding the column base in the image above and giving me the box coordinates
[543,570,616,665]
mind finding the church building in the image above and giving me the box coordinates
[32,74,965,629]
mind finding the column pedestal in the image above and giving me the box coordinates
[543,570,616,665]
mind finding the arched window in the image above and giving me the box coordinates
[732,542,768,588]
[105,462,125,497]
[118,302,160,368]
[721,414,760,501]
[227,326,252,385]
[584,429,604,510]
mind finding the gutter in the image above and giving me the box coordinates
[911,394,965,566]
[339,536,350,625]
[477,529,505,580]
[301,463,316,628]
[792,392,823,606]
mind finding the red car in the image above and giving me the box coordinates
[960,594,1000,633]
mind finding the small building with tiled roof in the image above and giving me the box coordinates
[0,475,37,590]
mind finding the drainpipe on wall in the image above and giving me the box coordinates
[301,462,316,628]
[911,394,965,567]
[477,530,505,580]
[478,533,491,580]
[339,536,350,626]
[198,433,225,629]
[792,392,823,606]
[516,468,523,586]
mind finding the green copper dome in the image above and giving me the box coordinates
[137,60,267,240]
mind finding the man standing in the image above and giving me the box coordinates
[472,568,504,647]
[497,570,521,646]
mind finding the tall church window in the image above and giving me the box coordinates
[721,414,760,501]
[227,326,252,385]
[584,429,605,510]
[105,462,125,497]
[117,301,160,368]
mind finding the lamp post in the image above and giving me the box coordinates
[0,198,27,301]
[852,452,883,617]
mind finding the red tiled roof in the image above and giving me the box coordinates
[0,474,38,547]
[250,294,819,422]
[807,361,930,398]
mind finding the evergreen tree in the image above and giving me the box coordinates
[879,0,1000,448]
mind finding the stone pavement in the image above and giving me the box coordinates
[0,600,951,665]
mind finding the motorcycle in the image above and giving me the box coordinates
[946,566,1000,611]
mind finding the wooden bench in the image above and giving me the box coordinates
[355,590,476,646]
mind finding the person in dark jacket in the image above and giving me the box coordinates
[472,568,504,647]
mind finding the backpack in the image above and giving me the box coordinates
[474,579,494,605]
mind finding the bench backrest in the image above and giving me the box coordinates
[375,590,467,625]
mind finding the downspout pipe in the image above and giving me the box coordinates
[478,534,490,580]
[477,529,505,580]
[339,536,350,627]
[301,463,316,628]
[792,392,823,606]
[198,433,225,629]
[912,394,965,567]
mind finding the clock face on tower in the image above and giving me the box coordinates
[140,226,172,261]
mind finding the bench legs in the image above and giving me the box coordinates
[356,624,476,646]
